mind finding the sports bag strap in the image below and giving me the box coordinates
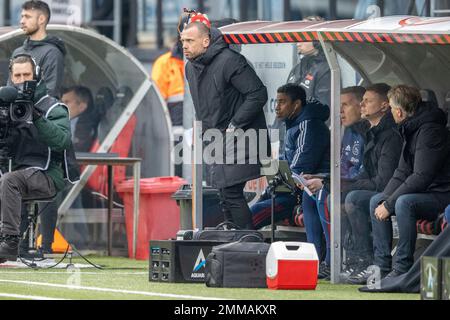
[238,233,264,243]
[215,221,241,230]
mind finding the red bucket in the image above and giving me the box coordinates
[117,176,187,260]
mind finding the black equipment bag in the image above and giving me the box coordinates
[192,221,264,242]
[205,235,270,288]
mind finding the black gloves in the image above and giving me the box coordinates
[32,105,44,121]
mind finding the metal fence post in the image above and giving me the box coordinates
[319,34,342,284]
[113,0,122,44]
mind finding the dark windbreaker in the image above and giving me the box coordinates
[11,35,66,98]
[349,112,403,193]
[382,103,450,213]
[185,28,269,188]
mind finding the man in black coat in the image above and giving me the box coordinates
[343,83,403,284]
[182,18,269,229]
[370,85,450,280]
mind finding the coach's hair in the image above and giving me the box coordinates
[365,83,391,102]
[387,85,422,115]
[184,21,211,38]
[341,86,366,102]
[63,86,94,111]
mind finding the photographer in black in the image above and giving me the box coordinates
[0,55,78,263]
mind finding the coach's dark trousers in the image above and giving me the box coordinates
[219,182,254,230]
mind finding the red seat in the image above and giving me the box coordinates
[416,214,446,236]
[85,115,137,196]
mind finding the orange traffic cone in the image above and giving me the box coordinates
[37,229,72,253]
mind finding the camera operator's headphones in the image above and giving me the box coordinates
[9,53,41,82]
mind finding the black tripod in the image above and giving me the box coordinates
[19,200,102,270]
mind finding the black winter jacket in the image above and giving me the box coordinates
[185,28,269,188]
[382,103,450,213]
[348,112,402,192]
[287,50,331,107]
[11,35,66,98]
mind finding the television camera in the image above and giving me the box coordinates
[0,80,37,169]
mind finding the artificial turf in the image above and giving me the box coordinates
[0,256,419,300]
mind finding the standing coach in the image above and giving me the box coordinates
[181,13,268,229]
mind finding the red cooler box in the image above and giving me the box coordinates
[117,176,187,260]
[266,242,319,290]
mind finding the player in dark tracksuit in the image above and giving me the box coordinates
[251,85,330,271]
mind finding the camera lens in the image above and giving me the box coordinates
[11,102,33,122]
[13,104,27,118]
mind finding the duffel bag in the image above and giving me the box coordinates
[205,235,270,288]
[192,221,264,242]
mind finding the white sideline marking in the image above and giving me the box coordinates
[0,280,229,300]
[0,293,69,300]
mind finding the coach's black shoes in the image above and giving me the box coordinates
[383,269,405,280]
[347,262,390,285]
[318,262,331,281]
[0,234,20,262]
[340,257,358,282]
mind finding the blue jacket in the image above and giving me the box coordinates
[281,99,330,175]
[341,121,368,179]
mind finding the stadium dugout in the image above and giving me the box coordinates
[216,16,450,284]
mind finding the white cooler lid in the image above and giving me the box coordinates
[266,242,319,278]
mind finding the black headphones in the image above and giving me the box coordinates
[9,53,41,82]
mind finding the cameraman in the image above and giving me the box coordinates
[0,55,78,262]
[27,86,98,257]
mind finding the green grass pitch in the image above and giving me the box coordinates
[0,256,419,300]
